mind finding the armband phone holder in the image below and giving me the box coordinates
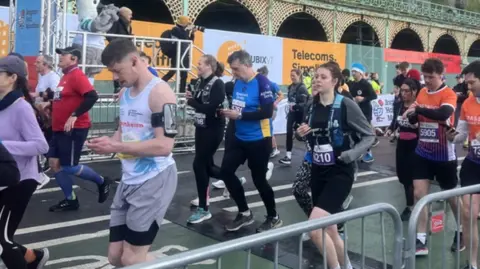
[151,103,178,138]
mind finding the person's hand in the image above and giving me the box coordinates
[296,123,311,137]
[85,136,120,155]
[185,91,193,99]
[402,103,417,119]
[355,96,364,103]
[64,116,77,133]
[446,128,458,142]
[384,129,393,137]
[221,109,241,120]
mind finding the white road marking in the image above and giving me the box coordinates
[208,171,378,203]
[17,215,111,235]
[222,165,462,212]
[34,185,78,194]
[25,220,171,249]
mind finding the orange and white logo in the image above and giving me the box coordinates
[216,40,243,71]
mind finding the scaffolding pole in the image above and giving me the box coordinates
[8,0,15,53]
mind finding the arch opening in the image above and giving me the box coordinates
[432,34,460,55]
[468,40,480,58]
[101,0,173,24]
[276,12,327,42]
[390,28,424,52]
[340,21,379,47]
[195,0,260,34]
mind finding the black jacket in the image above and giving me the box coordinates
[106,17,132,42]
[0,143,20,188]
[350,79,377,121]
[187,75,226,128]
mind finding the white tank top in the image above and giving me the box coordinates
[118,77,175,185]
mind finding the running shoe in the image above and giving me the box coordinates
[225,211,254,232]
[266,162,274,180]
[223,177,246,198]
[187,208,212,224]
[212,180,225,189]
[190,197,210,207]
[256,215,283,233]
[400,207,412,221]
[49,199,80,212]
[415,239,428,256]
[301,233,311,241]
[278,156,291,165]
[28,248,49,269]
[36,173,50,190]
[97,177,111,203]
[342,194,354,209]
[362,152,374,163]
[372,138,380,148]
[451,232,465,252]
[270,148,280,158]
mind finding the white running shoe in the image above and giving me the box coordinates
[266,162,274,181]
[223,177,247,198]
[302,233,311,241]
[270,148,280,158]
[342,194,354,210]
[37,173,50,190]
[212,180,225,189]
[190,197,210,207]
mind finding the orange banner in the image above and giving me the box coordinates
[384,48,461,74]
[95,20,204,80]
[282,38,346,84]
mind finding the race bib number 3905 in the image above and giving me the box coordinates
[419,122,439,143]
[313,144,335,166]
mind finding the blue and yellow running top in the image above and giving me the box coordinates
[232,74,274,141]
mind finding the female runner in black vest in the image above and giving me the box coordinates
[296,62,374,269]
[385,78,419,221]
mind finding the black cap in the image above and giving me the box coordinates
[56,46,81,59]
[0,55,27,78]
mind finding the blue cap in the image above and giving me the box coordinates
[351,63,366,74]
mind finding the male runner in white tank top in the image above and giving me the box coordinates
[86,39,178,267]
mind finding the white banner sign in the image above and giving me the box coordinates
[202,29,283,84]
[371,94,395,127]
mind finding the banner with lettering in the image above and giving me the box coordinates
[371,94,395,127]
[384,48,461,74]
[202,29,283,83]
[282,38,346,84]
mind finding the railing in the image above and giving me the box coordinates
[318,0,480,27]
[123,203,403,269]
[405,184,480,269]
[66,31,194,93]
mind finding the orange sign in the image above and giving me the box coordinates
[282,38,346,84]
[95,21,204,81]
[384,48,461,74]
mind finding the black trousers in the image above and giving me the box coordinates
[286,111,303,152]
[396,139,417,207]
[220,136,277,217]
[193,126,224,210]
[0,179,38,269]
[162,55,189,93]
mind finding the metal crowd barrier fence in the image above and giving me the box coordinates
[80,93,197,161]
[406,184,480,269]
[124,203,403,269]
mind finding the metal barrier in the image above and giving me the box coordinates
[406,184,480,269]
[123,203,403,269]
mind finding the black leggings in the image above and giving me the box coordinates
[286,111,303,152]
[0,179,38,269]
[396,139,417,207]
[220,136,276,217]
[193,126,224,210]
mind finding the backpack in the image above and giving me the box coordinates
[159,30,175,58]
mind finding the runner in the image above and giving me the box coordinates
[48,46,111,212]
[447,60,480,269]
[279,69,309,165]
[385,78,419,221]
[220,50,282,232]
[186,55,225,224]
[296,61,374,269]
[0,55,50,268]
[403,58,464,255]
[87,38,178,266]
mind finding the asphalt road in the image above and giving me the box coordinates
[12,136,470,269]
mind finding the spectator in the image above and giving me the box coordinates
[106,7,132,42]
[393,61,410,88]
[370,72,383,94]
[31,54,60,104]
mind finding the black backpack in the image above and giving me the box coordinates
[159,29,175,58]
